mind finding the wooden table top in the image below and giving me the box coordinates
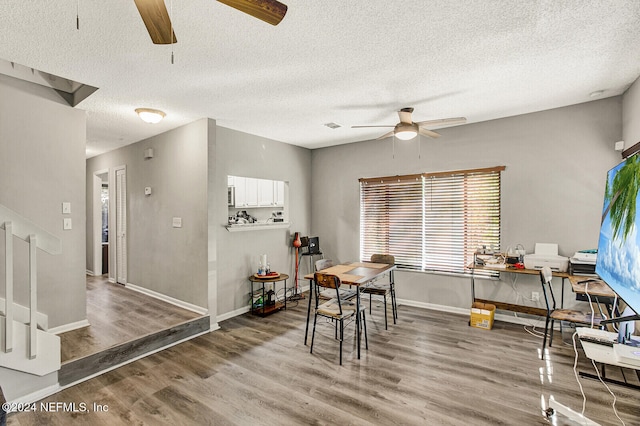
[304,261,395,286]
[248,273,290,282]
[568,275,616,298]
[468,263,571,278]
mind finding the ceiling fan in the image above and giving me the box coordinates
[352,107,467,140]
[133,0,288,44]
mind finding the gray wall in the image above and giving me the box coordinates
[214,127,312,317]
[0,76,87,328]
[623,76,640,149]
[311,98,622,312]
[86,120,209,308]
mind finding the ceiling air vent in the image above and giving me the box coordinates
[324,122,341,129]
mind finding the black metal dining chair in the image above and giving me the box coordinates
[362,254,397,329]
[310,272,367,365]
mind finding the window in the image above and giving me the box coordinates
[360,166,504,275]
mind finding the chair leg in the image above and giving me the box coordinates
[541,316,551,360]
[549,319,555,348]
[362,310,368,350]
[391,284,398,323]
[369,293,372,314]
[383,293,388,330]
[339,319,344,365]
[310,311,318,354]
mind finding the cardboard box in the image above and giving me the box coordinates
[470,302,495,330]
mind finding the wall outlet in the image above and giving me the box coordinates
[532,291,540,302]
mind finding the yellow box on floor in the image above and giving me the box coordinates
[470,302,495,330]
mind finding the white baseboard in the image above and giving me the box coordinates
[8,383,61,406]
[48,319,90,335]
[85,269,95,276]
[217,306,251,323]
[124,283,209,316]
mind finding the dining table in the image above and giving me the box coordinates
[303,261,396,358]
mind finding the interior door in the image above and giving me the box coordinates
[115,168,127,284]
[93,174,102,276]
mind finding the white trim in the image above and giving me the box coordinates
[85,269,95,276]
[125,282,208,315]
[217,305,250,322]
[6,329,211,406]
[48,319,90,335]
[108,277,116,284]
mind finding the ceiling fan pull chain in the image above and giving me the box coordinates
[418,134,421,159]
[392,136,395,159]
[76,0,80,30]
[170,0,175,64]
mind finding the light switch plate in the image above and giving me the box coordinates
[145,186,152,195]
[172,217,182,228]
[62,202,71,214]
[63,218,72,230]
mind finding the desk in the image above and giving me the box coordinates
[568,276,619,319]
[303,262,396,358]
[468,264,570,317]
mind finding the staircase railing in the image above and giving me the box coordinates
[0,204,61,360]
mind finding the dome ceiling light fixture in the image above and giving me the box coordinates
[135,108,166,124]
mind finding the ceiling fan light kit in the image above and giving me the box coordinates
[135,108,166,124]
[394,123,418,140]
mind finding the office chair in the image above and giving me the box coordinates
[362,254,397,329]
[539,266,603,360]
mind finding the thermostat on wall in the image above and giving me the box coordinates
[145,186,152,195]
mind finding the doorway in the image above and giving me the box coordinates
[93,170,109,276]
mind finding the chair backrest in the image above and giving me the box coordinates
[371,254,395,264]
[539,266,556,312]
[315,258,334,271]
[314,272,340,289]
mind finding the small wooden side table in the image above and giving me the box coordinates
[249,273,289,316]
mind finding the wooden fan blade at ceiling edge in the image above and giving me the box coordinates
[416,117,467,127]
[134,0,177,44]
[419,128,441,138]
[377,130,395,140]
[217,0,288,26]
[351,125,395,128]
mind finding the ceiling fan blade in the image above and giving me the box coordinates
[352,125,395,128]
[377,131,396,140]
[416,117,467,127]
[134,0,177,44]
[398,109,413,124]
[419,128,441,138]
[217,0,288,26]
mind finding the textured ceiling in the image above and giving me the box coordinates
[1,1,639,157]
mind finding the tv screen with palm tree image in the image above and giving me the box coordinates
[596,153,640,318]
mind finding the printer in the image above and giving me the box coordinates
[569,250,597,276]
[523,243,569,272]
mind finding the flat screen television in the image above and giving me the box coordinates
[595,153,640,326]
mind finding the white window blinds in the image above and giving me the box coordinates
[360,166,504,274]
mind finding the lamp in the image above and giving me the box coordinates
[394,122,418,140]
[135,108,165,124]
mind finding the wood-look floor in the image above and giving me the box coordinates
[60,275,203,362]
[9,298,640,425]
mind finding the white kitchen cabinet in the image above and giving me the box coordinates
[258,179,275,206]
[274,181,285,206]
